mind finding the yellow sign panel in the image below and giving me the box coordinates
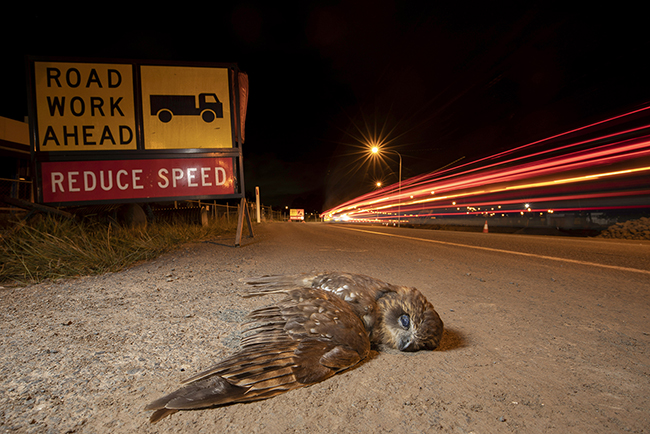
[290,209,305,221]
[34,62,137,151]
[141,65,233,149]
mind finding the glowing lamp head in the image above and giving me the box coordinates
[371,146,379,154]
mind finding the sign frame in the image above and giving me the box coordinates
[26,56,247,207]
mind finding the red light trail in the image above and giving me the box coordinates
[323,105,650,226]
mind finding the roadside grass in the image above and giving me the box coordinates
[0,214,238,285]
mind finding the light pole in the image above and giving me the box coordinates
[371,146,402,228]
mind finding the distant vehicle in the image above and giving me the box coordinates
[150,93,223,123]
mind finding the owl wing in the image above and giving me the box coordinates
[244,272,393,299]
[145,288,370,423]
[244,272,398,332]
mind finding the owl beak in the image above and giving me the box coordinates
[397,337,415,352]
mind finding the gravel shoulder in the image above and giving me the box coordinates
[1,223,648,433]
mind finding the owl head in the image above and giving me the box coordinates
[375,287,443,352]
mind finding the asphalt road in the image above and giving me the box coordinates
[323,224,650,274]
[249,222,650,279]
[4,221,647,433]
[235,222,650,432]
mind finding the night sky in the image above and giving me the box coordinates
[2,3,650,212]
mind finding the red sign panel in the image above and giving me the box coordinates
[41,157,234,203]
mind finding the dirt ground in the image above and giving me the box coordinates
[0,223,648,433]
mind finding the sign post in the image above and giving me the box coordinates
[255,186,261,223]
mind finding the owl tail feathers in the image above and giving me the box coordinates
[145,375,249,423]
[148,408,178,424]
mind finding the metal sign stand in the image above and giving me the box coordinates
[2,195,74,221]
[235,197,254,247]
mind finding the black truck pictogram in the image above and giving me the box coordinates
[150,93,223,123]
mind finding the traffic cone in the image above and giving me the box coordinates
[483,220,489,233]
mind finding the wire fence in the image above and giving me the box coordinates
[157,202,325,224]
[0,178,32,205]
[0,187,301,226]
[0,178,320,224]
[150,201,285,224]
[182,201,287,223]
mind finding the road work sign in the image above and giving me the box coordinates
[290,209,304,221]
[27,57,248,206]
[41,157,234,203]
[33,62,137,151]
[141,65,232,149]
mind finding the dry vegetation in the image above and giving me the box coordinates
[598,216,650,240]
[0,214,237,285]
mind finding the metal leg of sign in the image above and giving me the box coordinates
[235,198,254,247]
[2,196,75,221]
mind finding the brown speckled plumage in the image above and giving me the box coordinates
[146,272,442,423]
[246,272,444,351]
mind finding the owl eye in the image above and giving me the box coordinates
[399,314,410,329]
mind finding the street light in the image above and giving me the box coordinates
[370,146,402,228]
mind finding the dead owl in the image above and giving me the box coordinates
[244,272,444,352]
[145,272,443,423]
